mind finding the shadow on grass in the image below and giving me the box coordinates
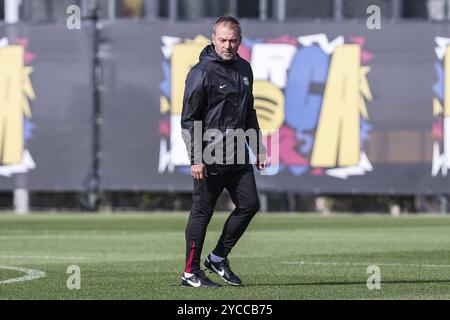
[169,279,450,288]
[244,279,450,287]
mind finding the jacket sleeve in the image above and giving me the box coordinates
[181,67,206,165]
[245,70,267,156]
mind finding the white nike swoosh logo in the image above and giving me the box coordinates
[185,278,201,287]
[219,84,227,89]
[211,264,225,277]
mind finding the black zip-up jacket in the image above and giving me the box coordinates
[181,44,266,166]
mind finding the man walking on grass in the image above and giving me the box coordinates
[180,16,267,288]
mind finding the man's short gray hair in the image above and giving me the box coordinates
[213,16,241,36]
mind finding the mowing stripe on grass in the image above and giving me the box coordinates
[0,255,87,260]
[281,261,450,268]
[0,265,47,285]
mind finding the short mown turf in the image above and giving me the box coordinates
[0,212,449,299]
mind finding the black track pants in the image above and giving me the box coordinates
[184,165,260,273]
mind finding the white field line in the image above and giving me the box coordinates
[0,265,47,285]
[0,255,87,260]
[281,261,450,268]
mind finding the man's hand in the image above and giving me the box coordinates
[256,154,267,171]
[191,163,208,180]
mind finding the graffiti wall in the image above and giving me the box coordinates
[128,21,445,194]
[0,23,93,191]
[99,21,450,194]
[0,37,36,177]
[159,33,373,179]
[3,21,450,194]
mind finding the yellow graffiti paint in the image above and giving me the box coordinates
[170,36,210,115]
[184,35,210,44]
[0,46,35,165]
[160,95,170,114]
[311,45,362,167]
[359,66,372,120]
[253,80,284,136]
[434,97,443,116]
[359,66,372,101]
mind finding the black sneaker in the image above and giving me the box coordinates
[181,269,221,288]
[204,255,242,286]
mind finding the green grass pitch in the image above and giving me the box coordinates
[0,212,449,300]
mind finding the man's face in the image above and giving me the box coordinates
[212,23,241,61]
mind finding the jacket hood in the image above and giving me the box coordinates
[199,44,239,63]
